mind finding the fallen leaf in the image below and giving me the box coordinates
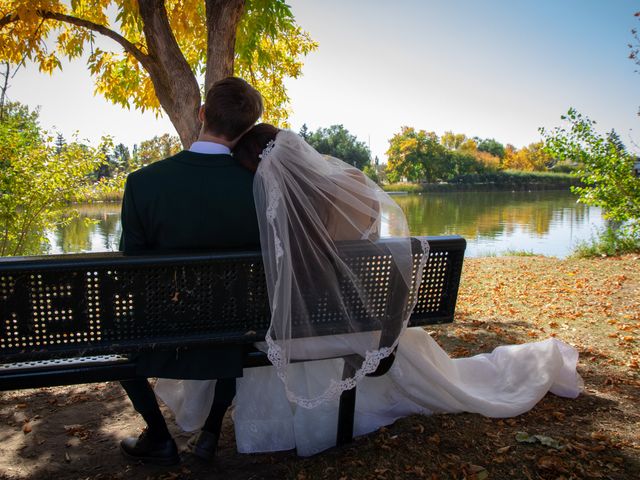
[412,423,425,434]
[536,435,563,449]
[537,455,567,472]
[466,464,488,480]
[590,431,609,442]
[515,432,563,449]
[515,432,537,444]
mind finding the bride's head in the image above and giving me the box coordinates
[233,123,280,172]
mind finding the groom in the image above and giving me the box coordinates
[118,77,263,465]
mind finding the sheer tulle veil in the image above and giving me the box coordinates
[253,130,429,408]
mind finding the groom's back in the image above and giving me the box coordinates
[120,150,259,253]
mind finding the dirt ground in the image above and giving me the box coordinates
[0,255,638,480]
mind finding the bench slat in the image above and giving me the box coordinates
[0,355,136,390]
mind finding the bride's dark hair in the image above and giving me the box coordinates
[233,123,280,172]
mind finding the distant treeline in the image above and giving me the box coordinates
[383,171,580,193]
[381,127,576,187]
[58,122,583,202]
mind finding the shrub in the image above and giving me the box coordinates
[0,103,107,256]
[542,109,640,236]
[572,227,640,258]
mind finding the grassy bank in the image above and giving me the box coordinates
[74,176,126,204]
[572,228,640,258]
[80,191,123,203]
[384,170,579,193]
[0,255,638,479]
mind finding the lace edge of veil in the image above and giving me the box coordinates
[263,237,431,410]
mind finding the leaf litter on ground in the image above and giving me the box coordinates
[0,255,638,479]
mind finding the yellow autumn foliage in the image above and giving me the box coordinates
[0,0,317,126]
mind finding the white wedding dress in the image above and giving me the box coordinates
[154,130,583,456]
[156,329,581,457]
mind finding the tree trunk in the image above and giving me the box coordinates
[136,0,246,147]
[204,0,245,94]
[137,0,202,147]
[0,62,9,121]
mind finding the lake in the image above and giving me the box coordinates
[47,190,605,258]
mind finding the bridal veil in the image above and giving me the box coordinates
[253,130,429,408]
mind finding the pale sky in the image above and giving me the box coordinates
[8,0,640,162]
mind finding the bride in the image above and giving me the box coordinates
[155,125,583,457]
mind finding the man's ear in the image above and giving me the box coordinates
[198,105,206,124]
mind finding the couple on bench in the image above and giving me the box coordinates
[118,78,583,465]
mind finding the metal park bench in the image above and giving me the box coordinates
[0,235,466,446]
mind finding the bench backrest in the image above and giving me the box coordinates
[0,236,466,362]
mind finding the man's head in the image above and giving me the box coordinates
[199,77,263,146]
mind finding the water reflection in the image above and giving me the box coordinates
[48,204,122,254]
[391,191,604,257]
[46,191,604,257]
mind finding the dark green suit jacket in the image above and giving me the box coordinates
[120,151,259,252]
[119,150,260,379]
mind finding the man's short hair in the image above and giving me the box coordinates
[203,77,263,141]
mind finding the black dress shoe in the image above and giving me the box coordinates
[120,429,180,466]
[187,430,219,461]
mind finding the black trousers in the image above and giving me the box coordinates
[120,376,237,440]
[120,347,243,439]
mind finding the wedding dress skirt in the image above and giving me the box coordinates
[155,328,583,457]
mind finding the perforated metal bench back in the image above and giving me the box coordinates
[0,236,465,362]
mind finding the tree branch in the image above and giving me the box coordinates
[0,13,17,29]
[204,0,245,93]
[2,10,149,67]
[35,10,150,67]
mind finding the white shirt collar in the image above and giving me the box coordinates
[189,141,231,155]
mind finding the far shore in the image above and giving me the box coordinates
[76,171,579,203]
[383,183,575,194]
[381,171,579,194]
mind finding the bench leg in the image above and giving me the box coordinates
[336,386,356,446]
[336,361,357,446]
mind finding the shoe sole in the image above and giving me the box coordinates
[120,444,180,466]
